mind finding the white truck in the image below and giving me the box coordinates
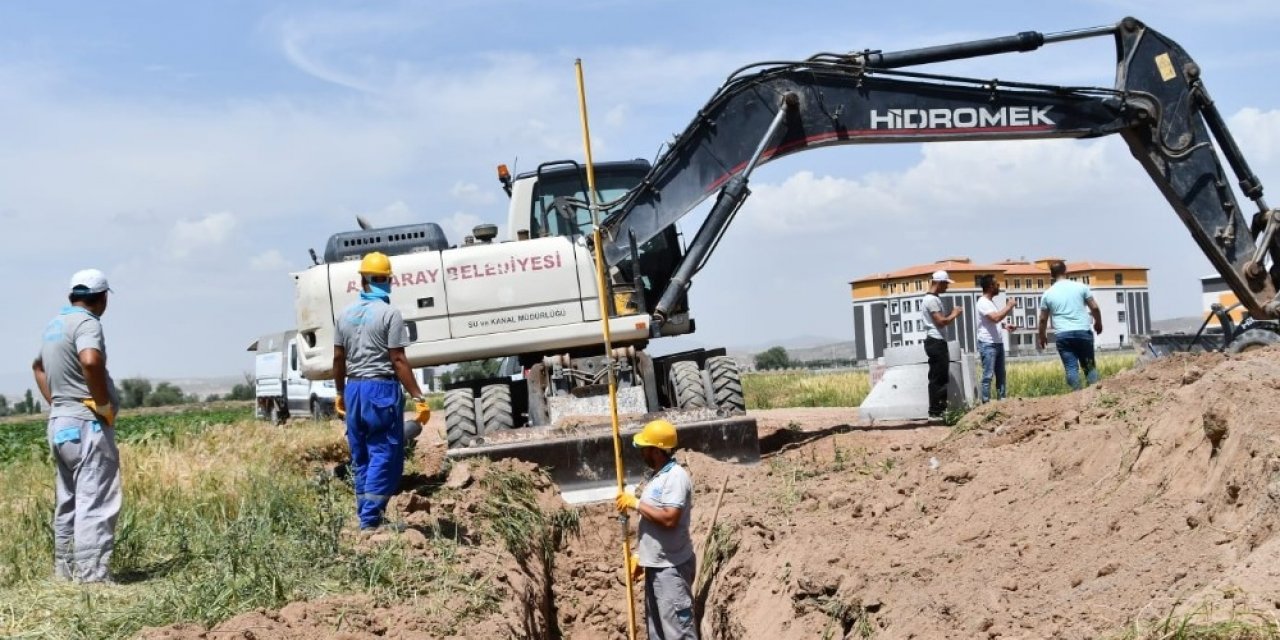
[249,330,338,423]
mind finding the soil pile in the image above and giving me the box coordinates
[140,348,1280,639]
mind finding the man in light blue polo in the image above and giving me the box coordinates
[1037,260,1103,389]
[32,268,121,584]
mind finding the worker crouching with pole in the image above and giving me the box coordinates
[617,419,697,639]
[333,251,430,531]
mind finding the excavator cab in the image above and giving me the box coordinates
[517,160,691,327]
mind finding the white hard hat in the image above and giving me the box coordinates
[931,270,954,283]
[69,269,112,294]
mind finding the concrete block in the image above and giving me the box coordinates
[549,386,647,425]
[859,356,970,422]
[881,341,961,368]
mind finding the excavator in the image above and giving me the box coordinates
[294,16,1280,498]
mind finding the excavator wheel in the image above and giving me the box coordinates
[445,388,481,449]
[480,384,515,434]
[706,356,745,414]
[1226,327,1280,354]
[669,360,708,410]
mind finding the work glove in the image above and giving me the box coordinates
[616,490,638,513]
[335,394,346,419]
[625,553,642,583]
[412,398,431,425]
[83,399,116,428]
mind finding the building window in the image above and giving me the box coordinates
[905,340,913,345]
[1083,275,1091,285]
[891,321,901,334]
[914,300,921,312]
[1116,292,1124,303]
[1115,273,1123,285]
[892,341,901,348]
[1037,278,1045,289]
[1015,316,1024,327]
[916,280,923,292]
[1118,310,1126,323]
[917,320,925,332]
[1014,297,1022,308]
[1028,315,1037,328]
[890,301,899,314]
[1013,278,1021,289]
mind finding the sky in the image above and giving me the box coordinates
[2,0,1280,393]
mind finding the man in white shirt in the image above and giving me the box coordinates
[975,274,1017,402]
[921,270,963,420]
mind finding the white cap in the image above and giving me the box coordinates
[931,270,954,283]
[69,269,111,294]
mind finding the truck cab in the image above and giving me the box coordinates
[250,330,337,423]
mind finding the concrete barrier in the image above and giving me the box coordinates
[858,341,976,421]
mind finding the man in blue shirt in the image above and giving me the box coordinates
[1037,261,1103,389]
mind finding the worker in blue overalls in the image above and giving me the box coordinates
[333,252,430,530]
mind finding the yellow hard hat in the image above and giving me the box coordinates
[359,252,393,277]
[633,419,677,451]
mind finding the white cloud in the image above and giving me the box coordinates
[440,211,485,244]
[250,249,291,272]
[450,181,498,205]
[742,138,1116,234]
[168,211,237,259]
[358,200,415,228]
[1231,107,1280,163]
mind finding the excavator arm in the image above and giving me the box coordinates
[598,17,1280,325]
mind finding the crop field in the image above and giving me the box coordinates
[0,405,493,639]
[742,352,1137,409]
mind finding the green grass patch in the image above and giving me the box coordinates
[744,371,871,410]
[0,404,253,465]
[1005,353,1137,398]
[743,353,1138,411]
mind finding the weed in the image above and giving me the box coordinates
[1110,603,1280,639]
[879,457,898,474]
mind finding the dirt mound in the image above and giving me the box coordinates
[141,348,1280,639]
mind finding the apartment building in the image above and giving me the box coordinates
[849,257,1152,361]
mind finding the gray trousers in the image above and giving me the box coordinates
[644,556,697,640]
[48,416,122,583]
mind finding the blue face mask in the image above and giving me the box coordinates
[362,280,391,301]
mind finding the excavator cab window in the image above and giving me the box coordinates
[529,167,646,239]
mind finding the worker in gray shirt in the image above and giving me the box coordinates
[32,269,121,584]
[333,252,429,530]
[617,419,697,639]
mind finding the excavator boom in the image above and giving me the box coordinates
[598,17,1279,325]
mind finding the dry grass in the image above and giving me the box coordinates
[0,414,497,639]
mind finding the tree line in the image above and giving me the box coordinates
[0,377,256,417]
[753,346,859,371]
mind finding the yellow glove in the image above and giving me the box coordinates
[83,399,116,428]
[616,491,638,513]
[335,394,346,418]
[413,398,431,425]
[626,553,642,583]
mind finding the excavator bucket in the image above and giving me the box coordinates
[445,415,760,504]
